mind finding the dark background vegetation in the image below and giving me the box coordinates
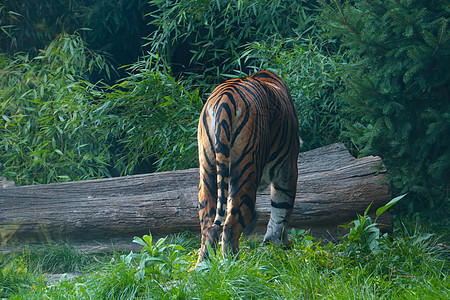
[0,0,449,215]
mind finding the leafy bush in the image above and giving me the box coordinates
[340,194,406,256]
[243,37,347,151]
[0,34,202,185]
[0,34,113,184]
[0,0,151,73]
[147,0,321,83]
[132,232,190,280]
[96,60,203,174]
[319,0,450,209]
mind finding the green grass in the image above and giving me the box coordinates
[1,217,448,299]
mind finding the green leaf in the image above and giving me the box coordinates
[376,194,407,219]
[364,202,373,216]
[40,85,45,98]
[133,236,149,248]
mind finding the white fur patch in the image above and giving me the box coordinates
[235,108,242,119]
[208,107,215,138]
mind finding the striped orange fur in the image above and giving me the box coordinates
[195,71,300,267]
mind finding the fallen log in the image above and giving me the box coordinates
[0,143,390,245]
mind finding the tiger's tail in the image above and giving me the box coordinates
[210,98,232,228]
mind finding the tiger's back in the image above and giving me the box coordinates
[196,71,300,267]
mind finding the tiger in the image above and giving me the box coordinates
[194,70,300,268]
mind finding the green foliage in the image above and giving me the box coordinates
[0,33,202,185]
[0,224,448,299]
[147,0,321,82]
[340,194,406,256]
[87,253,148,299]
[21,242,93,274]
[0,0,151,72]
[0,34,113,184]
[1,1,351,185]
[243,37,347,151]
[319,0,450,209]
[97,60,203,174]
[0,255,37,298]
[132,232,190,280]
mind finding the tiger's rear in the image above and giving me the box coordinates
[195,71,300,267]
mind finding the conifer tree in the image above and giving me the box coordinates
[320,0,450,210]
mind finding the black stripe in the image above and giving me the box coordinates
[270,200,293,210]
[215,122,230,156]
[229,171,255,198]
[204,207,216,218]
[238,210,246,229]
[201,149,217,197]
[240,194,255,212]
[203,148,215,169]
[230,208,246,229]
[275,218,287,225]
[230,96,250,146]
[216,102,233,125]
[202,111,215,155]
[216,161,228,175]
[198,200,206,210]
[273,185,296,199]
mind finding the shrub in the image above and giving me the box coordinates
[0,0,151,74]
[0,34,203,185]
[319,0,450,209]
[96,59,203,174]
[146,0,321,83]
[0,34,113,184]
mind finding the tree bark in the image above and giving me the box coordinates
[0,143,390,245]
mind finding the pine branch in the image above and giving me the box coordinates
[434,19,447,55]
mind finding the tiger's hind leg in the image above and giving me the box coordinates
[222,176,258,259]
[263,159,298,247]
[194,151,220,267]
